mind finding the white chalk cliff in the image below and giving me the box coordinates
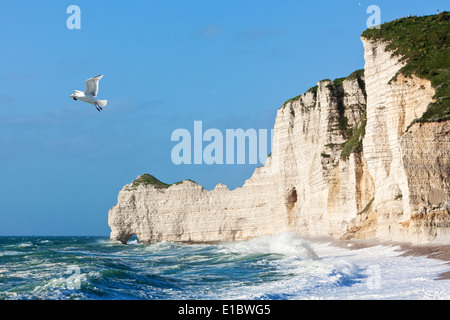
[109,36,450,245]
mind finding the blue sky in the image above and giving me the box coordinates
[0,1,447,236]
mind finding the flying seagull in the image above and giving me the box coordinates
[69,74,108,112]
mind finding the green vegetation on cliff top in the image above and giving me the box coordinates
[362,11,450,122]
[132,174,171,189]
[333,69,365,87]
[282,69,364,107]
[282,12,448,160]
[130,174,197,190]
[283,12,449,121]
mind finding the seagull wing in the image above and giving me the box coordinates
[84,74,103,97]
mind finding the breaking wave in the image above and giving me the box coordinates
[0,233,449,300]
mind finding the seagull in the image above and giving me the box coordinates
[69,74,108,112]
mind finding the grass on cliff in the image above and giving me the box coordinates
[357,197,374,215]
[130,174,197,189]
[333,69,365,87]
[281,68,367,160]
[282,85,317,106]
[132,174,171,189]
[281,70,363,108]
[340,111,367,159]
[362,11,450,123]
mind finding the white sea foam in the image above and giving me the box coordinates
[0,251,25,257]
[219,232,319,260]
[2,235,449,300]
[18,242,33,248]
[96,239,123,246]
[214,233,450,300]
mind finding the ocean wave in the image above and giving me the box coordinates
[1,235,449,300]
[219,232,319,260]
[0,251,26,257]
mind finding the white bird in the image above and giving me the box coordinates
[69,74,108,112]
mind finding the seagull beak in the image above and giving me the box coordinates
[69,94,74,98]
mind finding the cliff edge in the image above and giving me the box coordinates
[109,13,450,245]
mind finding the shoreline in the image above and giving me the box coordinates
[397,242,450,280]
[302,235,450,280]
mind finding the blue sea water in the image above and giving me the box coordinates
[0,233,449,300]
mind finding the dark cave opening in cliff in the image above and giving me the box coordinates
[286,187,298,211]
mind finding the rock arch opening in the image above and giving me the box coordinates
[127,235,139,244]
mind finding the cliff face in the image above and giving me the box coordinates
[342,38,449,243]
[109,37,450,245]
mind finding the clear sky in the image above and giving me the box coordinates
[0,0,447,236]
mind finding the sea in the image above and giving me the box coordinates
[0,232,449,300]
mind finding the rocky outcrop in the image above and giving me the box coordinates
[108,37,450,245]
[108,177,287,244]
